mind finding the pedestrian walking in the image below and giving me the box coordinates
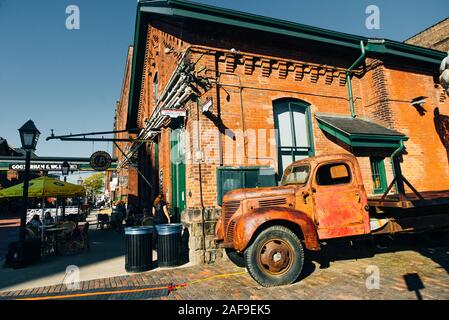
[152,194,171,225]
[111,201,125,232]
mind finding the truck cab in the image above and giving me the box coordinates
[215,153,449,287]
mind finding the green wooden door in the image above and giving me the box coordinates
[171,125,186,220]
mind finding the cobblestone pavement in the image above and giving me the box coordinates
[0,233,448,300]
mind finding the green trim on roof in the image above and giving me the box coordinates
[316,118,408,149]
[127,0,447,129]
[127,6,145,131]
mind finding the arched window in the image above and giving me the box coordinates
[273,99,314,181]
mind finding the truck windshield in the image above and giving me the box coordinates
[281,165,310,186]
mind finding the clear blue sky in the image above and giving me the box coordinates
[0,0,447,160]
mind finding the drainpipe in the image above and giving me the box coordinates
[390,140,406,195]
[215,53,223,166]
[346,40,366,118]
[196,98,207,264]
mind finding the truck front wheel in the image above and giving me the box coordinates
[244,225,304,287]
[225,248,246,267]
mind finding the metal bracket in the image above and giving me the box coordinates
[46,129,154,188]
[113,142,152,189]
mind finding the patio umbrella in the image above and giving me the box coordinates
[0,176,86,238]
[0,176,85,198]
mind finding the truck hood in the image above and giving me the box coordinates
[223,186,296,202]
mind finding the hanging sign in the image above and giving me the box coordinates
[160,109,186,118]
[90,151,112,171]
[201,97,213,113]
[159,169,163,191]
[119,176,128,186]
[9,163,80,172]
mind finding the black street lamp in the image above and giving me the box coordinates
[61,160,70,177]
[18,120,40,254]
[61,160,70,219]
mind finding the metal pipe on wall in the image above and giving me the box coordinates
[217,71,247,164]
[196,98,207,264]
[346,40,366,118]
[390,140,406,195]
[214,53,224,167]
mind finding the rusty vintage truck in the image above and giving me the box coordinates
[215,154,449,287]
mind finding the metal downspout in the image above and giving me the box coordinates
[196,98,207,264]
[346,40,366,118]
[390,140,405,193]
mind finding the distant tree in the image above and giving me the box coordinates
[83,173,105,199]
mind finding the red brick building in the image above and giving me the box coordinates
[405,17,449,52]
[113,1,448,264]
[105,47,140,205]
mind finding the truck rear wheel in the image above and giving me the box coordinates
[225,248,246,267]
[244,225,304,287]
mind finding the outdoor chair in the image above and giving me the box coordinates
[66,214,79,223]
[97,214,111,229]
[56,222,90,255]
[141,216,154,226]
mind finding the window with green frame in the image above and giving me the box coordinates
[370,157,387,194]
[273,99,314,182]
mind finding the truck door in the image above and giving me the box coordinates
[311,161,369,239]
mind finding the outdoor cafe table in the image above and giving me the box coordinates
[38,226,64,255]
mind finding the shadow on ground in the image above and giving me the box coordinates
[0,224,128,291]
[303,231,449,281]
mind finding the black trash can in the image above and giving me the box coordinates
[4,239,41,269]
[125,226,154,272]
[155,223,183,267]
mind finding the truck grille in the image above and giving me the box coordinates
[258,198,287,207]
[226,220,236,241]
[222,200,240,235]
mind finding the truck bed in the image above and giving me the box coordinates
[368,190,449,208]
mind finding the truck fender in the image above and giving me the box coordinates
[233,207,321,252]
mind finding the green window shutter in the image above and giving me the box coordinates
[256,167,276,188]
[217,167,276,205]
[370,157,387,194]
[217,169,244,206]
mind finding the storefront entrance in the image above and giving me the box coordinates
[170,121,186,221]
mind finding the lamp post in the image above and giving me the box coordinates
[61,160,70,219]
[18,120,40,248]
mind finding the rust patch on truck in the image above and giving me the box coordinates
[233,207,321,252]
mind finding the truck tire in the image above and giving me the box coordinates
[244,225,304,287]
[225,248,246,268]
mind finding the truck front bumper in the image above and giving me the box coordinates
[214,239,235,249]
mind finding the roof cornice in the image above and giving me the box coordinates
[127,0,446,129]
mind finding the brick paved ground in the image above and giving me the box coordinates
[0,233,448,300]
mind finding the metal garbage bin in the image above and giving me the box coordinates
[4,239,41,269]
[125,226,154,272]
[155,223,183,267]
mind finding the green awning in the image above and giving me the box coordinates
[315,113,408,149]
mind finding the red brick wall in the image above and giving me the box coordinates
[109,46,140,204]
[405,18,449,52]
[125,19,449,210]
[385,65,449,192]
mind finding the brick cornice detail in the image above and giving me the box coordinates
[217,51,355,86]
